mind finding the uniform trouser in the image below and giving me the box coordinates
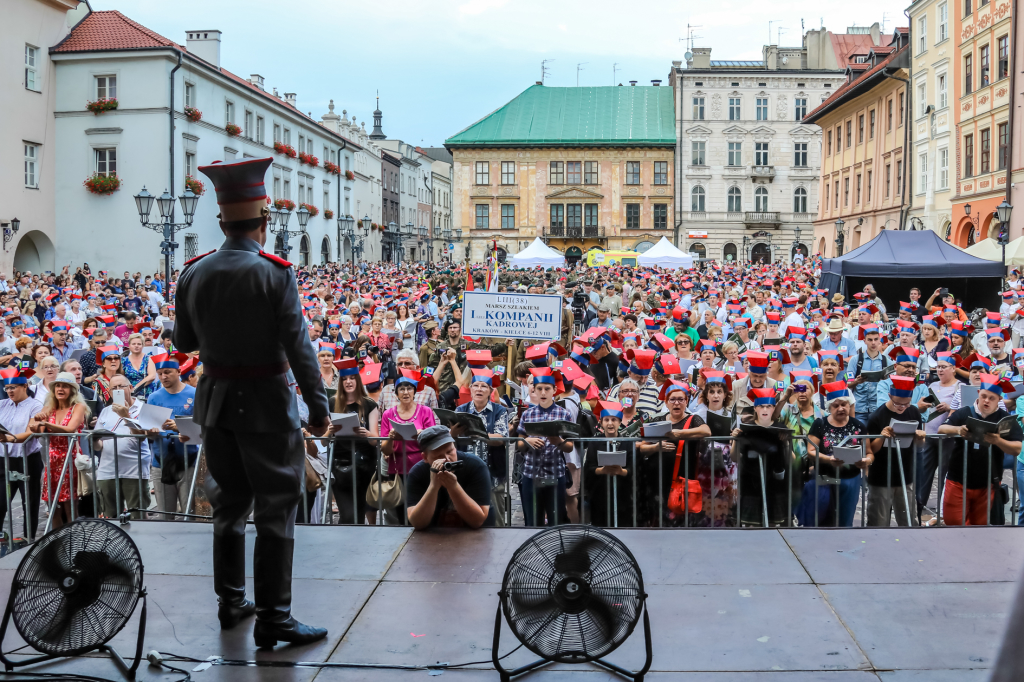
[203,426,304,623]
[151,465,195,517]
[0,453,43,540]
[97,478,150,520]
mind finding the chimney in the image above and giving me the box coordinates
[535,81,543,85]
[284,93,297,106]
[249,74,265,90]
[186,30,222,68]
[690,48,712,69]
[651,79,662,86]
[629,80,637,86]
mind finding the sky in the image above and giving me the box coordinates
[93,0,911,147]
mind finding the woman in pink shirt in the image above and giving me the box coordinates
[380,375,436,478]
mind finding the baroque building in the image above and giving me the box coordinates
[669,25,893,262]
[445,83,675,264]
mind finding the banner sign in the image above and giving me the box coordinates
[463,291,563,340]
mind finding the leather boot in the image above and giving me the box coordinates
[252,537,327,648]
[213,534,255,629]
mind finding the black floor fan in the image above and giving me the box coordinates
[0,518,147,679]
[493,525,652,681]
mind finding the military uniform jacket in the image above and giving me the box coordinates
[173,236,330,432]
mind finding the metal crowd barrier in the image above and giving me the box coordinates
[0,431,202,556]
[0,429,1019,555]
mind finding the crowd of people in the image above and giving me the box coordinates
[0,254,1021,538]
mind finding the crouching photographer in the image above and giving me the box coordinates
[405,425,494,530]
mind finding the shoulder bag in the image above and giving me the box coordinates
[667,416,703,515]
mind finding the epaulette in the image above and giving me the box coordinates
[184,250,216,267]
[258,251,292,268]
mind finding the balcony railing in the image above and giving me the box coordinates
[542,225,606,238]
[744,211,782,226]
[751,165,775,181]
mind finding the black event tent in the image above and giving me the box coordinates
[819,230,1004,312]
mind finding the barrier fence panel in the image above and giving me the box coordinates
[0,430,1019,537]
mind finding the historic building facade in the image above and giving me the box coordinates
[4,0,88,275]
[950,0,1014,247]
[50,11,374,272]
[668,26,892,263]
[907,0,956,240]
[805,30,911,256]
[445,84,675,264]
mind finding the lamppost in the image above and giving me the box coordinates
[268,205,308,260]
[792,225,803,262]
[387,222,398,263]
[432,225,441,263]
[997,200,1014,288]
[337,214,355,265]
[402,221,415,262]
[741,235,749,264]
[443,227,453,262]
[834,218,847,256]
[2,217,20,251]
[963,203,982,246]
[361,215,372,262]
[418,225,428,263]
[134,186,199,280]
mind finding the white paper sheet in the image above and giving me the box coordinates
[330,412,362,437]
[175,416,203,445]
[136,404,173,431]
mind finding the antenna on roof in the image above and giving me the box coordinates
[801,18,805,35]
[612,63,619,85]
[541,59,553,85]
[768,19,783,45]
[576,62,588,87]
[777,25,787,45]
[882,12,892,33]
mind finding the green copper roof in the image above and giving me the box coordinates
[445,84,676,148]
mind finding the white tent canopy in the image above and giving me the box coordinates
[966,236,1024,267]
[510,237,565,268]
[637,236,694,269]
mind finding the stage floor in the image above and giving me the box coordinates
[0,522,1019,681]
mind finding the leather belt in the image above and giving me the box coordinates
[202,361,289,380]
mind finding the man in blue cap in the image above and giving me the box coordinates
[174,157,330,648]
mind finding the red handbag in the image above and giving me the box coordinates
[667,417,703,515]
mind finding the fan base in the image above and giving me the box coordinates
[0,590,148,680]
[491,602,653,682]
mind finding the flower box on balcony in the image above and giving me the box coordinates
[324,161,341,175]
[274,142,297,158]
[300,203,319,217]
[83,173,121,195]
[184,106,202,123]
[225,122,242,137]
[299,152,319,167]
[345,170,355,181]
[86,98,118,115]
[274,199,296,211]
[184,175,205,196]
[324,209,334,219]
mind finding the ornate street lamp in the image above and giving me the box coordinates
[135,185,199,280]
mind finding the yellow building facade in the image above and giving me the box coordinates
[446,84,677,264]
[805,31,911,256]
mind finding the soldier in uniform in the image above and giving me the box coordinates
[173,157,331,648]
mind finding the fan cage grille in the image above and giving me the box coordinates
[11,519,144,657]
[501,525,644,663]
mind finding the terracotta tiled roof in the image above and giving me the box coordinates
[829,32,895,70]
[52,10,179,53]
[804,42,908,124]
[52,11,362,150]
